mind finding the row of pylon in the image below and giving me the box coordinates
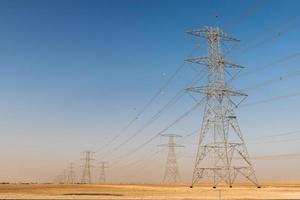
[56,151,108,184]
[55,26,261,188]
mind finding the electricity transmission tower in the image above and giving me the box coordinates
[63,169,67,184]
[98,161,108,184]
[159,134,184,184]
[186,26,260,188]
[54,174,64,184]
[67,162,76,184]
[81,150,95,184]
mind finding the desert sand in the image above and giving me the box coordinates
[0,181,299,199]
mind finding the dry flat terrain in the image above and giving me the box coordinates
[0,182,299,200]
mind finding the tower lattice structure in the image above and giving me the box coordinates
[98,161,108,184]
[81,150,94,184]
[186,26,260,188]
[159,134,184,184]
[67,162,76,184]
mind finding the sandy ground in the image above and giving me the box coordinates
[0,182,299,199]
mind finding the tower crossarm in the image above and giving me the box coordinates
[186,27,240,42]
[185,57,244,69]
[220,60,244,69]
[159,144,184,148]
[185,56,208,65]
[186,85,247,96]
[159,133,183,183]
[160,133,182,138]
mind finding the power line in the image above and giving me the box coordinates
[100,46,202,152]
[249,137,300,145]
[118,128,200,170]
[243,68,300,91]
[101,6,299,173]
[176,130,297,146]
[174,153,300,161]
[110,69,206,153]
[248,11,300,40]
[111,57,300,172]
[250,153,300,160]
[98,64,183,151]
[226,11,300,56]
[115,63,300,170]
[122,137,300,179]
[110,99,205,166]
[111,91,186,152]
[179,128,201,142]
[241,91,300,107]
[103,5,300,176]
[241,51,300,77]
[101,2,274,171]
[159,134,184,183]
[116,78,300,173]
[238,21,300,54]
[223,0,269,30]
[111,75,298,169]
[124,62,185,127]
[248,130,300,141]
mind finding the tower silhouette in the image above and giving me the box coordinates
[81,150,94,184]
[159,134,183,183]
[186,26,260,188]
[67,162,76,184]
[98,161,108,184]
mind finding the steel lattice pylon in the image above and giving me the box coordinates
[81,150,94,184]
[67,162,76,184]
[159,134,184,184]
[98,161,108,184]
[186,26,260,188]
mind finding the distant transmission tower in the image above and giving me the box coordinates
[54,174,64,184]
[98,161,108,184]
[186,26,260,188]
[159,134,184,184]
[81,150,94,184]
[63,169,67,184]
[67,162,76,184]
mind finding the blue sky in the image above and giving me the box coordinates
[0,0,299,182]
